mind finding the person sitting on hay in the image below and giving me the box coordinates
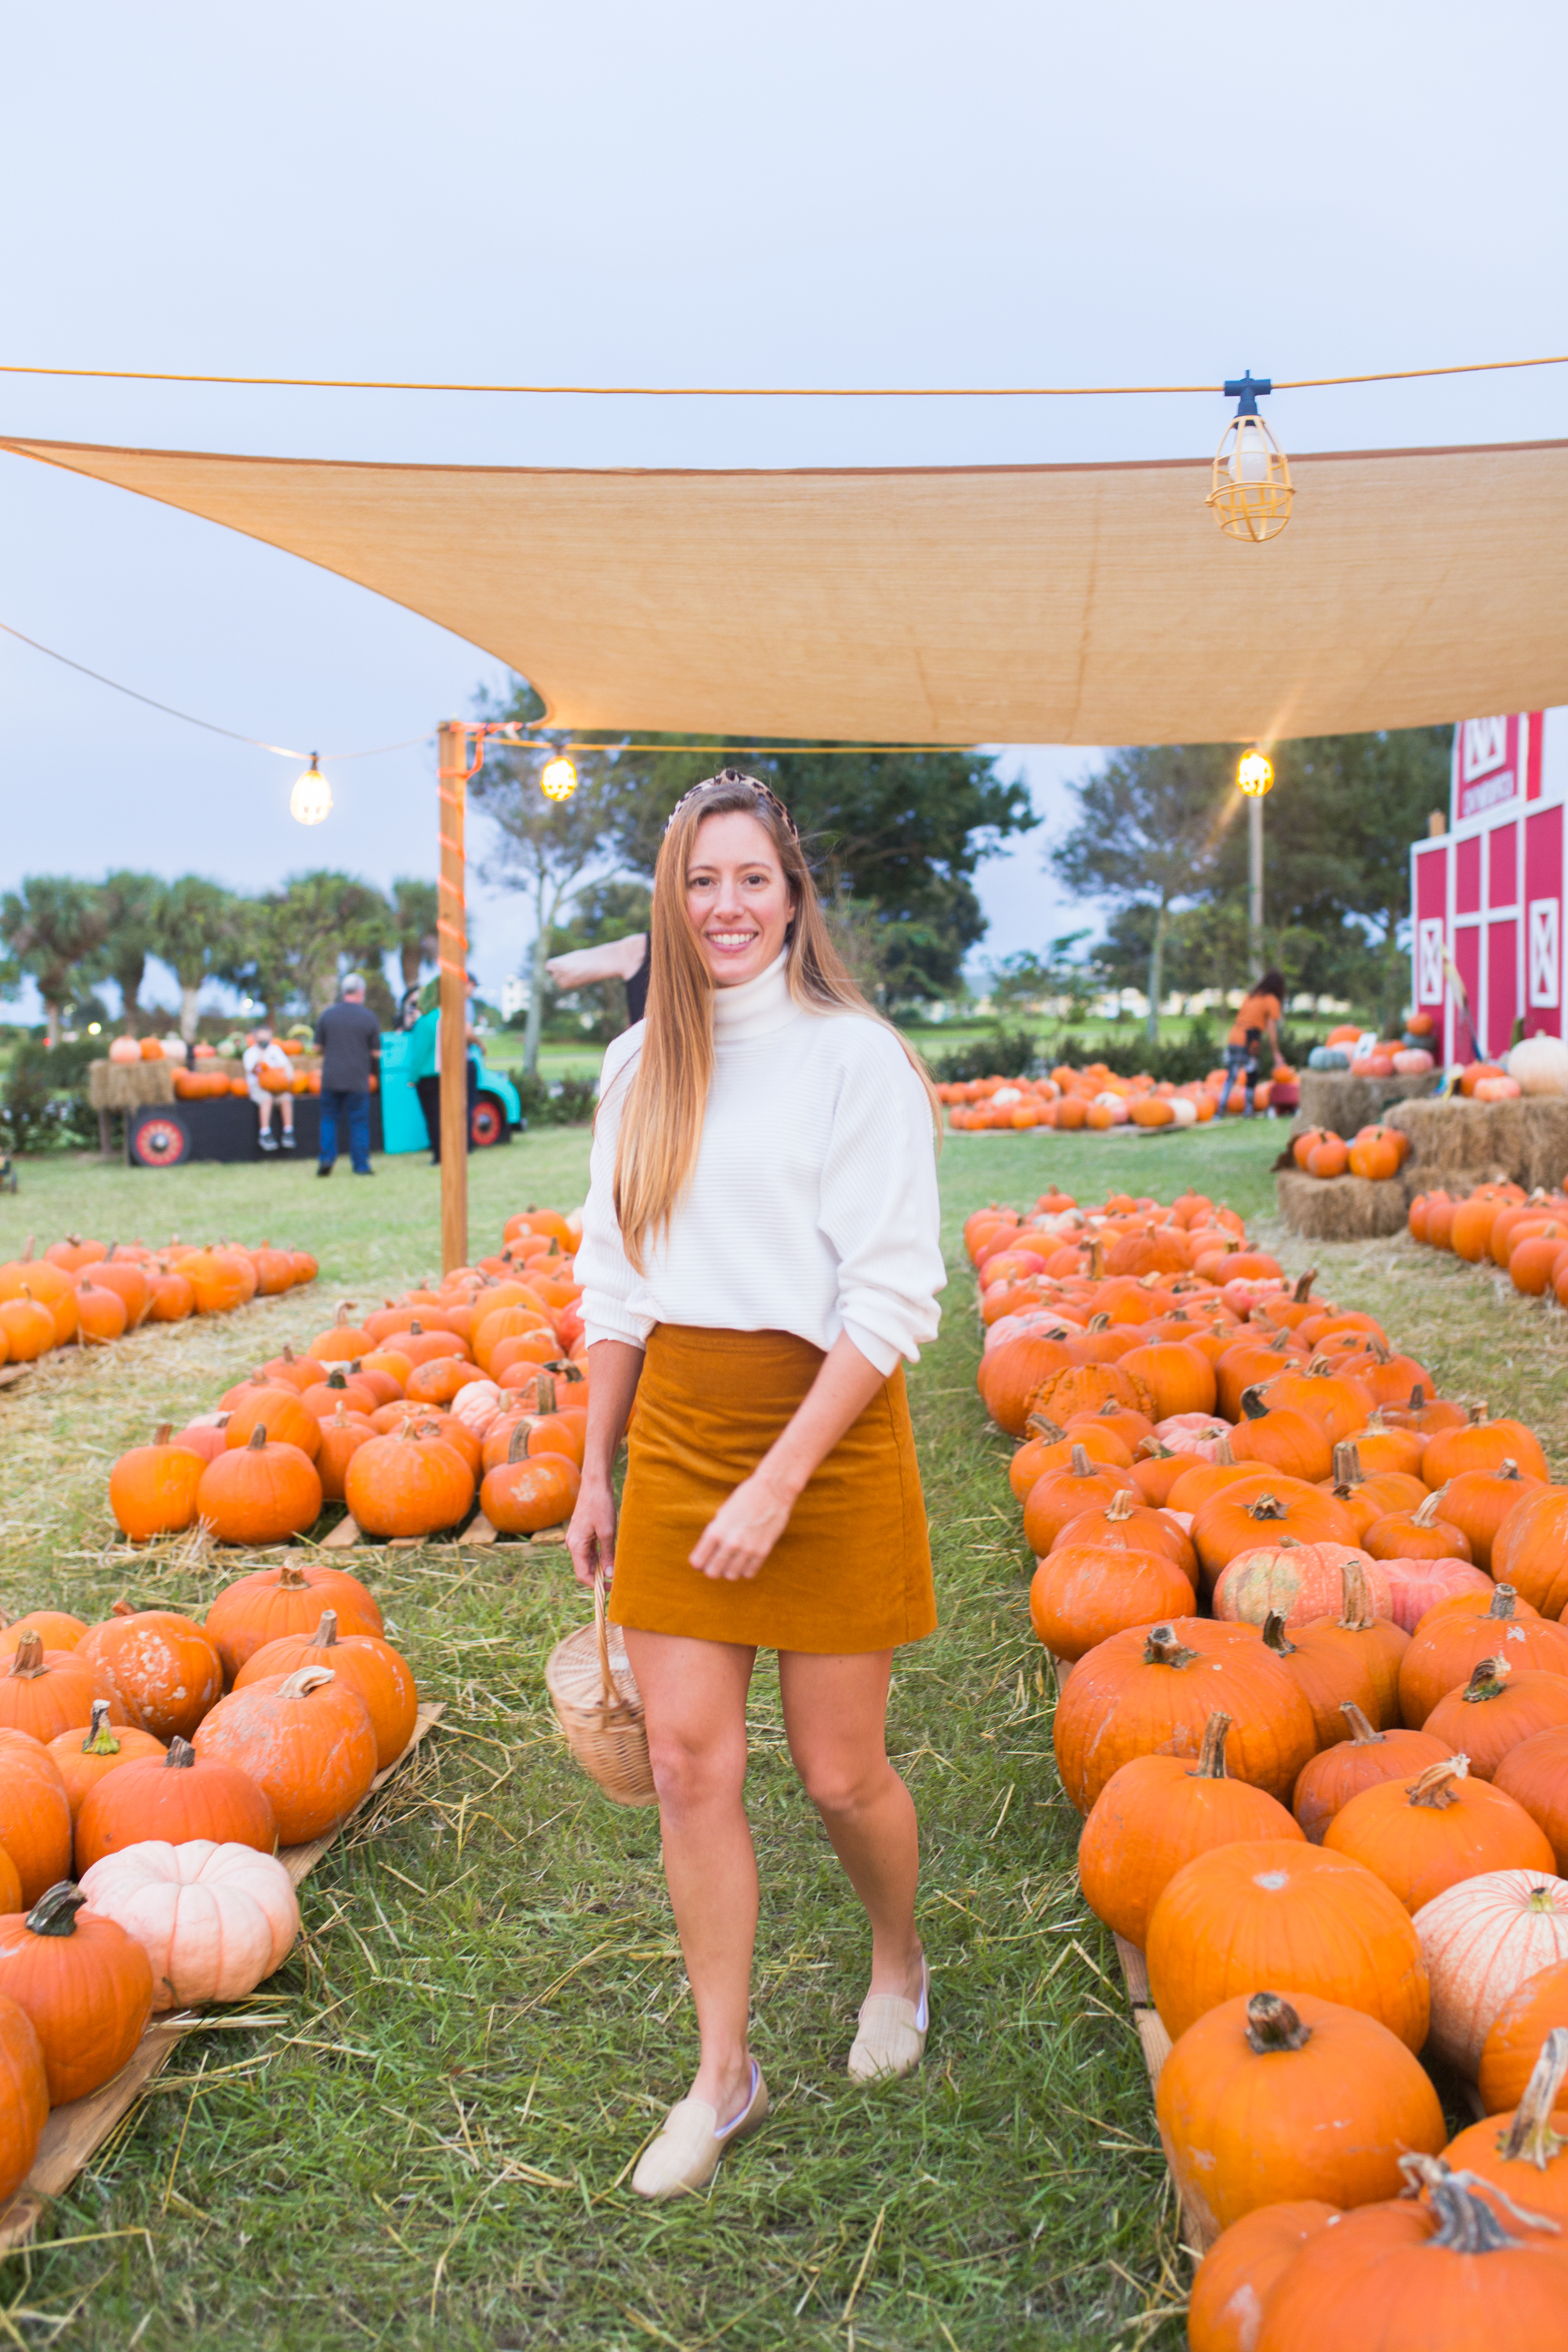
[242,1028,296,1152]
[1224,969,1285,1116]
[570,769,946,2201]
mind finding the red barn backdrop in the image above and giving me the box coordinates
[1410,710,1568,1064]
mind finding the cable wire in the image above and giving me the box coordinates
[0,354,1565,397]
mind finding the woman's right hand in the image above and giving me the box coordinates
[567,1472,617,1590]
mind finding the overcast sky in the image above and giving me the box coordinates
[2,0,1564,1018]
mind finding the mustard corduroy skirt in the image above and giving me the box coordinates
[609,1325,936,1654]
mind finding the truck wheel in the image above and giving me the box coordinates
[470,1094,508,1148]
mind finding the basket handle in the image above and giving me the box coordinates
[593,1563,620,1710]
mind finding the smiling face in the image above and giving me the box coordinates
[684,808,797,989]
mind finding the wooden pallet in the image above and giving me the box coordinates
[0,1699,445,2256]
[322,1512,567,1553]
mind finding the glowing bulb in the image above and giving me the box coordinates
[290,757,332,825]
[541,755,578,802]
[1237,750,1274,797]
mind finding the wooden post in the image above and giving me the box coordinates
[437,719,470,1273]
[1248,790,1265,974]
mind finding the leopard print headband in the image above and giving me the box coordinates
[665,768,800,839]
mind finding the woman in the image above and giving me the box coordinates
[1224,967,1286,1115]
[544,930,650,1031]
[569,770,946,2201]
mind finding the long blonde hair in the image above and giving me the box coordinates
[611,770,939,1269]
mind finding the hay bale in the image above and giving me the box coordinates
[85,1058,176,1111]
[1295,1070,1438,1139]
[1519,1098,1568,1191]
[1276,1171,1409,1240]
[1398,1162,1511,1204]
[1387,1095,1568,1190]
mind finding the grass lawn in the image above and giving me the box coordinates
[2,1116,1562,2349]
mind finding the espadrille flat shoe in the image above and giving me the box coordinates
[848,1958,929,2082]
[630,2060,768,2201]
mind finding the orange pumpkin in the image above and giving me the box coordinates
[223,1382,323,1462]
[0,1634,122,1744]
[204,1558,383,1682]
[1422,1658,1568,1780]
[1479,1956,1568,2112]
[297,1368,378,1421]
[1029,1540,1195,1663]
[92,1250,150,1329]
[236,1610,416,1771]
[307,1305,380,1362]
[0,1731,72,1905]
[74,1604,223,1739]
[1494,1725,1568,1873]
[1248,1363,1376,1445]
[1008,1414,1131,1500]
[1291,1702,1451,1843]
[1363,1486,1473,1563]
[1422,1411,1552,1490]
[195,1428,325,1548]
[0,1881,154,2104]
[1323,1755,1555,1912]
[1077,1709,1303,1946]
[975,1335,1078,1436]
[46,1701,167,1820]
[478,1445,582,1537]
[1051,1619,1317,1814]
[1494,1488,1568,1619]
[344,1430,476,1539]
[1193,1481,1359,1588]
[74,1734,278,1867]
[0,1611,87,1657]
[1113,1340,1217,1421]
[180,1249,252,1316]
[193,1665,378,1844]
[1156,1991,1445,2240]
[1145,1837,1431,2049]
[1439,2031,1568,2229]
[0,1991,47,2204]
[107,1423,209,1541]
[1436,1460,1548,1573]
[1021,1443,1137,1555]
[1399,1584,1568,1726]
[1229,1406,1333,1486]
[1185,2200,1341,2352]
[314,1404,379,1502]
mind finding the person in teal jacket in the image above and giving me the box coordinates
[409,979,477,1162]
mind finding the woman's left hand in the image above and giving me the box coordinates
[689,1468,797,1581]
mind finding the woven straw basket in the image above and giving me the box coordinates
[544,1567,657,1807]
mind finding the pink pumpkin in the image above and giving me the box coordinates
[1214,1542,1392,1630]
[1413,1867,1568,2075]
[983,1309,1084,1356]
[80,1838,299,2010]
[1154,1414,1235,1459]
[1381,1555,1497,1635]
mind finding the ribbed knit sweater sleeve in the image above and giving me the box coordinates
[818,1024,945,1376]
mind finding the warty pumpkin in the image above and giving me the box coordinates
[1078,1710,1303,1947]
[1479,1956,1568,2112]
[1145,1837,1432,2050]
[0,1993,47,2204]
[1156,1990,1445,2239]
[0,1879,154,2103]
[75,1735,278,1869]
[195,1427,324,1548]
[235,1609,416,1770]
[1439,2029,1568,2230]
[1414,1870,1568,2074]
[204,1557,383,1682]
[79,1838,300,2013]
[343,1429,476,1539]
[107,1425,208,1540]
[1185,2199,1341,2352]
[1493,1487,1568,1619]
[0,1730,72,1905]
[1291,1703,1451,1844]
[47,1702,167,1820]
[75,1603,223,1740]
[1423,1658,1568,1780]
[1324,1756,1556,1913]
[1052,1620,1317,1814]
[0,1634,122,1744]
[1399,1584,1568,1726]
[193,1665,378,1845]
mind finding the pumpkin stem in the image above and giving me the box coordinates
[1341,1700,1382,1746]
[327,1368,349,1390]
[309,1610,339,1648]
[278,1563,309,1592]
[8,1633,47,1679]
[1087,1312,1110,1332]
[165,1737,197,1769]
[1102,1489,1134,1523]
[26,1882,88,1937]
[1467,1404,1489,1426]
[335,1303,355,1326]
[1337,1559,1376,1631]
[508,1421,531,1465]
[1240,1387,1270,1421]
[1407,1385,1427,1410]
[1068,1444,1094,1478]
[277,1666,336,1699]
[1192,1711,1231,1779]
[1245,1493,1289,1522]
[1291,1267,1316,1303]
[1407,1756,1468,1809]
[247,1425,269,1451]
[408,1319,424,1335]
[1460,1656,1511,1703]
[82,1700,122,1755]
[1025,1413,1065,1442]
[1332,1442,1363,1487]
[1243,1992,1312,2053]
[1261,1613,1297,1659]
[111,1598,139,1620]
[1400,2156,1554,2249]
[1496,1457,1524,1483]
[1413,1490,1446,1528]
[154,1422,173,1446]
[1498,2028,1568,2174]
[1142,1624,1199,1670]
[1214,1432,1236,1466]
[1486,1584,1522,1621]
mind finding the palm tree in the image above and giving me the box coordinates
[0,877,110,1043]
[247,873,397,1020]
[389,878,440,993]
[100,870,165,1036]
[155,877,239,1041]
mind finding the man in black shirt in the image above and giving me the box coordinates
[314,975,382,1177]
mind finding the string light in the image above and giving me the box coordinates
[1208,374,1294,543]
[1237,750,1274,797]
[290,755,332,824]
[540,755,578,801]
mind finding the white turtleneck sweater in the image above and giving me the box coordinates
[577,953,946,1377]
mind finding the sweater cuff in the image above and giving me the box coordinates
[839,1317,902,1379]
[583,1301,652,1352]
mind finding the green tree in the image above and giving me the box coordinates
[389,877,440,994]
[544,880,653,1040]
[0,877,110,1044]
[156,877,241,1041]
[100,870,165,1036]
[243,873,397,1022]
[1052,745,1233,1039]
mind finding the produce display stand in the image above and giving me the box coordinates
[0,1699,445,2256]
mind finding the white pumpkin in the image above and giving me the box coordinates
[1508,1033,1568,1098]
[448,1377,505,1437]
[80,1838,299,2011]
[107,1036,141,1065]
[1392,1048,1434,1074]
[982,1308,1083,1356]
[1168,1096,1199,1127]
[160,1035,189,1064]
[1413,1867,1568,2074]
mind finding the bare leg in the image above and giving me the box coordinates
[778,1650,924,2004]
[622,1628,758,2119]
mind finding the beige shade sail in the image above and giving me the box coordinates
[5,431,1567,745]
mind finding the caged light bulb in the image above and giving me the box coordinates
[290,757,332,825]
[540,755,578,802]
